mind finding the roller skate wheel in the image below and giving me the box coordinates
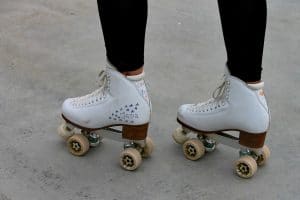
[256,145,271,166]
[57,123,74,140]
[172,127,189,144]
[67,134,90,156]
[120,148,142,171]
[182,139,205,161]
[141,137,154,158]
[235,155,257,178]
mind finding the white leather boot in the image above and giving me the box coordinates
[61,63,151,133]
[177,70,270,136]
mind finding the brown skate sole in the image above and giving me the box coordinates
[62,114,148,141]
[177,118,266,148]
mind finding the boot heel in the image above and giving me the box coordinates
[122,123,149,140]
[239,131,267,148]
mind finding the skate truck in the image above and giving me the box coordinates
[58,119,153,171]
[173,124,270,178]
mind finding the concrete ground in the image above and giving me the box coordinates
[0,0,299,199]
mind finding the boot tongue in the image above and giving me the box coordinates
[224,65,231,76]
[106,62,118,74]
[247,82,264,90]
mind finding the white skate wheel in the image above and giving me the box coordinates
[256,145,271,166]
[141,137,154,158]
[120,148,142,171]
[172,127,189,144]
[58,123,74,140]
[182,139,205,161]
[235,155,258,179]
[67,134,90,156]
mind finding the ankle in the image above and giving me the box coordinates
[246,80,262,84]
[122,67,144,76]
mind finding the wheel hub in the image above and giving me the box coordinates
[71,142,81,152]
[237,163,250,175]
[257,154,264,163]
[186,144,196,157]
[122,155,134,167]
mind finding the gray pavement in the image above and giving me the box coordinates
[0,0,300,199]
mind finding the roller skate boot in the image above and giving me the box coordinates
[58,63,153,171]
[173,68,271,178]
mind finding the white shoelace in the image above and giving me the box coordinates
[195,75,228,110]
[75,70,108,102]
[212,79,226,100]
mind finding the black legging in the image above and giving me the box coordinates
[97,0,267,82]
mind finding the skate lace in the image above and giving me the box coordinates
[76,70,108,102]
[212,79,226,100]
[195,75,228,111]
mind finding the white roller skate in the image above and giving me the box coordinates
[173,68,271,178]
[58,63,153,171]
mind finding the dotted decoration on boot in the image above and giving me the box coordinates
[134,80,151,106]
[103,73,111,92]
[109,103,140,123]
